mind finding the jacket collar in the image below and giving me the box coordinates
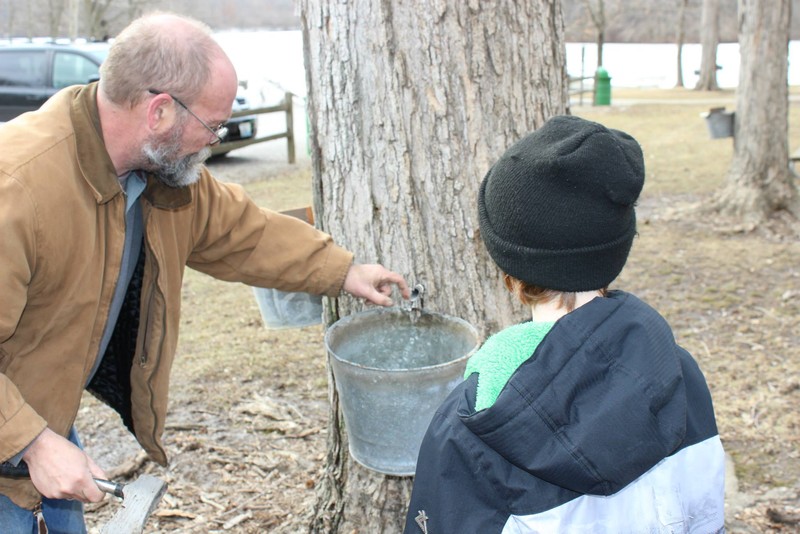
[71,83,118,204]
[460,291,687,496]
[71,83,192,209]
[143,172,193,209]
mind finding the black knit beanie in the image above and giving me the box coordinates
[477,115,644,292]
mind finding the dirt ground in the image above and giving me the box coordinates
[78,90,800,533]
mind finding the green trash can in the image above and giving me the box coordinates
[594,67,611,106]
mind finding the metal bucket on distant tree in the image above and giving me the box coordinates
[701,107,735,139]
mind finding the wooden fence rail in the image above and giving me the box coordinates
[569,75,594,106]
[211,91,296,162]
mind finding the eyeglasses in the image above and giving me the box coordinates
[148,89,228,146]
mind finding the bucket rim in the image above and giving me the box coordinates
[324,307,480,373]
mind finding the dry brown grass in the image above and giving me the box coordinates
[575,88,800,197]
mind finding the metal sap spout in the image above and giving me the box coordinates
[407,283,425,323]
[409,284,425,310]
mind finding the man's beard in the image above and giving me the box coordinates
[142,121,212,188]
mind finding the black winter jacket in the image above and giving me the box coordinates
[404,291,725,534]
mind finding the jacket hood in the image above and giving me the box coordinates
[459,291,687,496]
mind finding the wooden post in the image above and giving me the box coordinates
[285,92,295,164]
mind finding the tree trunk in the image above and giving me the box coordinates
[583,0,606,67]
[713,0,798,227]
[46,0,66,40]
[596,28,605,67]
[80,0,115,41]
[299,1,568,532]
[24,0,32,39]
[68,0,78,40]
[694,0,720,90]
[675,0,688,88]
[3,0,14,41]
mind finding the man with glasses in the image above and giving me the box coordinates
[148,89,230,147]
[0,11,409,532]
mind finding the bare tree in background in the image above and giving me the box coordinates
[45,0,69,40]
[583,0,606,67]
[24,0,33,39]
[3,3,9,37]
[712,0,798,228]
[123,0,149,29]
[3,0,16,39]
[0,0,157,40]
[675,0,689,87]
[694,0,721,90]
[298,1,568,532]
[80,0,112,40]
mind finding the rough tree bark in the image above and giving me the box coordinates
[694,0,721,90]
[298,1,568,532]
[712,0,799,227]
[675,0,689,87]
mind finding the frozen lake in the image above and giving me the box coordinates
[213,29,800,102]
[567,41,800,89]
[210,30,799,164]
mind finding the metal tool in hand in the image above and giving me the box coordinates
[94,478,125,498]
[1,462,127,500]
[1,461,167,533]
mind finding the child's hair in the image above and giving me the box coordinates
[503,274,608,313]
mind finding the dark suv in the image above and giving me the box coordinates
[0,42,256,154]
[0,42,108,121]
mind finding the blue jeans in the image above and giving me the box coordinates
[0,428,87,534]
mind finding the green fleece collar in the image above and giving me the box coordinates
[465,321,554,412]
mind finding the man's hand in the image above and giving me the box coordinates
[22,428,107,503]
[342,264,410,306]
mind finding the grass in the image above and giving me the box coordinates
[176,166,322,400]
[574,88,800,198]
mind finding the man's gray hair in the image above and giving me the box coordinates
[99,12,219,107]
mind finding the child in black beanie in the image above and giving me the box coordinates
[404,115,725,534]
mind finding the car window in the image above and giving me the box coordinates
[0,51,47,87]
[53,52,100,89]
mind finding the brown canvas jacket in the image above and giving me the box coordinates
[0,83,353,508]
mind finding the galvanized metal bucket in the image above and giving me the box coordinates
[325,307,479,476]
[701,107,735,139]
[252,287,322,329]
